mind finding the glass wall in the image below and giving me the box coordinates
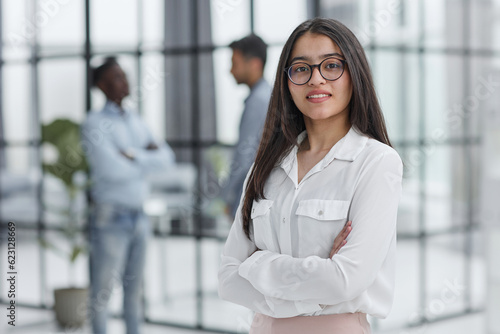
[0,0,495,333]
[318,0,491,332]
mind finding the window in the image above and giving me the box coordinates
[0,1,490,332]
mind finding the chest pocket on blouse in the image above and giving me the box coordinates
[251,199,274,250]
[295,199,350,257]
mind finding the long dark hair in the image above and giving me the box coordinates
[241,18,392,239]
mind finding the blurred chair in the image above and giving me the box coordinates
[145,162,197,235]
[0,169,39,223]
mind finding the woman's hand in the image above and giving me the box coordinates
[329,221,352,258]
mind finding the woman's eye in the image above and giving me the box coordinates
[293,65,309,73]
[325,62,341,69]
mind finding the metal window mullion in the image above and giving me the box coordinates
[367,0,376,68]
[136,0,143,116]
[163,0,169,144]
[28,0,46,309]
[462,0,473,313]
[189,0,204,329]
[399,52,407,152]
[417,0,428,325]
[136,0,148,322]
[0,0,3,305]
[250,0,255,33]
[313,0,321,18]
[0,0,3,169]
[83,1,93,314]
[85,0,92,112]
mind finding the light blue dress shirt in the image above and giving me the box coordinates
[81,100,175,209]
[223,78,272,216]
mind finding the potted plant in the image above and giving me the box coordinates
[40,118,89,329]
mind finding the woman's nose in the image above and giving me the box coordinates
[308,66,325,85]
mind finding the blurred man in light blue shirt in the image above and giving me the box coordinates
[81,57,174,334]
[222,35,271,219]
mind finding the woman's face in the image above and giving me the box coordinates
[287,32,352,125]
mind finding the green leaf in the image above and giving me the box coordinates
[40,119,90,264]
[41,119,89,188]
[70,246,84,263]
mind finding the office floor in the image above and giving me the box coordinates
[0,305,485,333]
[0,236,488,333]
[0,306,202,334]
[0,220,486,333]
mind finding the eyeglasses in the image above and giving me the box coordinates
[285,57,346,85]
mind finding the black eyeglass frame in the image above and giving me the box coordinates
[284,57,347,85]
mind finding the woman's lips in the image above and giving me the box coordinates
[306,92,332,103]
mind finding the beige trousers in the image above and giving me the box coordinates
[249,313,371,334]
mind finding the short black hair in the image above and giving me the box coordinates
[91,56,119,86]
[229,34,267,68]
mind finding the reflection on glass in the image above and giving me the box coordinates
[213,48,248,144]
[202,239,250,330]
[398,147,420,235]
[449,146,470,227]
[469,145,480,226]
[470,0,499,50]
[38,0,84,51]
[430,54,467,140]
[142,0,164,47]
[144,237,197,325]
[425,146,453,232]
[469,231,486,310]
[39,59,86,124]
[254,0,308,44]
[2,0,30,48]
[44,230,89,302]
[423,0,463,49]
[376,240,420,330]
[0,0,491,332]
[3,64,32,141]
[141,54,166,140]
[1,230,42,305]
[424,54,449,139]
[91,0,138,47]
[404,53,421,142]
[210,0,251,46]
[0,146,39,225]
[0,186,38,222]
[469,56,494,139]
[197,53,217,142]
[373,50,402,142]
[320,0,357,31]
[42,171,87,229]
[264,46,282,84]
[164,55,193,142]
[426,234,467,318]
[2,0,32,60]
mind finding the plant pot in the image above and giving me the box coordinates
[54,287,88,328]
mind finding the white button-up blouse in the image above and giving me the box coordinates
[218,126,403,319]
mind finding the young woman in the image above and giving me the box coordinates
[218,18,403,334]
